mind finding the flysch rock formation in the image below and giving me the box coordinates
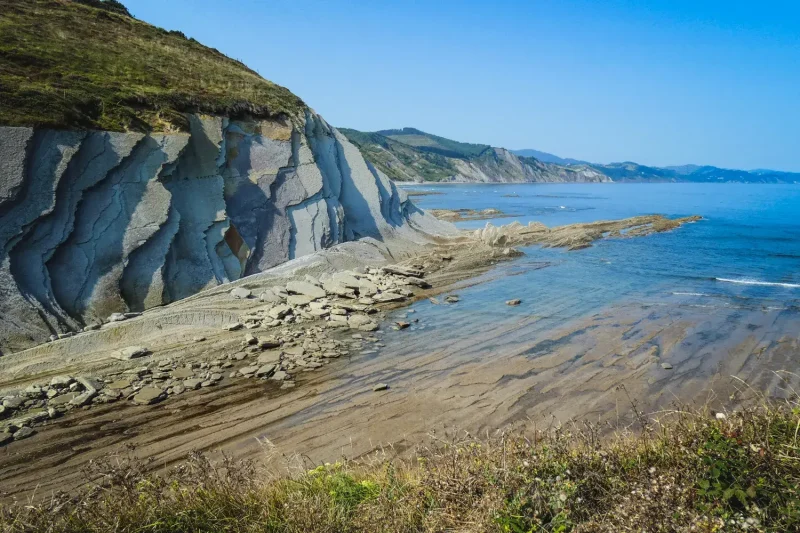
[0,111,454,354]
[447,148,610,183]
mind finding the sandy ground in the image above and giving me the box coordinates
[6,214,792,502]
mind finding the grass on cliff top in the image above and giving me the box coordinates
[0,0,306,132]
[377,127,492,159]
[3,400,800,532]
[339,127,460,182]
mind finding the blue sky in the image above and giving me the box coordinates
[126,0,800,171]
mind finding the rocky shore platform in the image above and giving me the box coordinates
[0,215,703,500]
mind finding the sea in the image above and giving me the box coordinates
[399,182,800,327]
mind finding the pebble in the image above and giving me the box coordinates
[373,383,390,392]
[661,363,673,370]
[506,299,522,306]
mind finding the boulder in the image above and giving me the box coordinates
[268,304,292,319]
[287,294,314,306]
[257,350,282,364]
[239,365,259,376]
[506,299,522,306]
[133,387,165,405]
[322,280,356,298]
[286,281,326,300]
[13,427,36,440]
[171,368,194,379]
[69,377,99,406]
[374,292,405,303]
[332,272,361,289]
[183,378,203,390]
[259,289,283,303]
[348,314,373,328]
[48,392,79,406]
[230,287,252,299]
[255,364,276,377]
[383,265,424,278]
[107,379,132,390]
[110,346,150,361]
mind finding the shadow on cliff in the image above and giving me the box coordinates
[337,150,389,243]
[48,136,163,324]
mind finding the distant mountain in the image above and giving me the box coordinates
[596,162,800,183]
[339,128,611,183]
[663,165,702,175]
[341,129,800,184]
[512,149,588,166]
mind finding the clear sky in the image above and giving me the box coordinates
[126,0,800,171]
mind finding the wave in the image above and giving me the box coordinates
[672,292,710,297]
[715,277,800,289]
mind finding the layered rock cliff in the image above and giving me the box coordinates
[339,128,611,183]
[0,113,452,354]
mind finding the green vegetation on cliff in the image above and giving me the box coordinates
[0,0,306,132]
[378,127,492,159]
[4,403,799,532]
[339,127,611,183]
[339,128,461,182]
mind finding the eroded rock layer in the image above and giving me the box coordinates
[0,112,452,353]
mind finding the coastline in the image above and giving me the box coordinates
[0,213,747,501]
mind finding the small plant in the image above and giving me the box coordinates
[1,402,799,532]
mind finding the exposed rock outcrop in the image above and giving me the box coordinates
[0,112,453,354]
[339,128,611,183]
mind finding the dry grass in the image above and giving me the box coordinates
[0,0,306,131]
[2,398,799,532]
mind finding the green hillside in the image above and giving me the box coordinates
[377,127,491,159]
[0,0,306,132]
[339,128,460,182]
[339,127,611,183]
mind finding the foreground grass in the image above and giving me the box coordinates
[0,0,306,131]
[2,402,800,532]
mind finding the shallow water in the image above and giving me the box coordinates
[398,183,800,337]
[4,185,799,498]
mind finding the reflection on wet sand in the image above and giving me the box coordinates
[2,293,797,500]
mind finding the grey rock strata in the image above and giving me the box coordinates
[0,112,454,354]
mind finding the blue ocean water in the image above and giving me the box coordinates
[386,183,800,345]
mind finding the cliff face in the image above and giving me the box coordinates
[449,148,611,183]
[339,128,611,183]
[0,112,451,354]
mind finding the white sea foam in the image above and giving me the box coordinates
[716,278,800,289]
[672,292,709,297]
